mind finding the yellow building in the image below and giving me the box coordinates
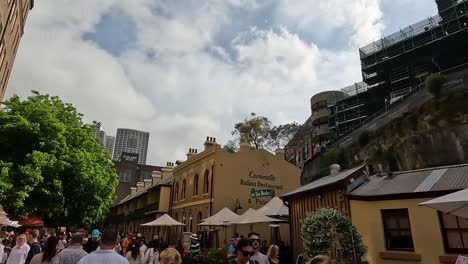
[108,164,174,240]
[170,137,301,245]
[349,164,468,264]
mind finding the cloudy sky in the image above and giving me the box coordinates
[7,0,436,165]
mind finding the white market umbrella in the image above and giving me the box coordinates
[141,214,184,242]
[141,213,185,226]
[228,208,284,225]
[257,197,289,217]
[198,208,239,226]
[419,188,468,218]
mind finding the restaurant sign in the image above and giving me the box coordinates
[250,188,275,198]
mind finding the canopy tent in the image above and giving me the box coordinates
[0,205,20,228]
[142,213,185,226]
[198,207,239,226]
[419,188,468,218]
[19,216,44,227]
[257,197,289,217]
[227,208,284,225]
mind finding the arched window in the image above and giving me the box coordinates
[197,212,203,231]
[174,213,179,222]
[193,174,199,196]
[182,179,186,200]
[203,170,210,194]
[174,182,179,201]
[182,213,187,232]
[189,214,193,232]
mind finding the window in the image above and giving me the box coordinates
[0,42,5,70]
[203,170,210,194]
[174,182,179,201]
[127,137,137,148]
[382,209,414,251]
[188,214,193,232]
[193,174,199,196]
[119,171,130,182]
[181,179,186,200]
[197,212,203,231]
[440,213,468,253]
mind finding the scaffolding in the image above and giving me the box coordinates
[360,0,468,68]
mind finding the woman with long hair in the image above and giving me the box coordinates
[144,239,160,264]
[266,245,280,264]
[159,248,181,264]
[29,236,59,264]
[6,234,30,264]
[125,241,141,264]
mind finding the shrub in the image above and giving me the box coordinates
[358,131,370,147]
[301,208,366,262]
[425,73,446,98]
[198,248,229,264]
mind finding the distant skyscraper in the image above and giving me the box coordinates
[94,122,106,145]
[113,128,149,165]
[105,135,115,156]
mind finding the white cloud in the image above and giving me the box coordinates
[7,0,394,165]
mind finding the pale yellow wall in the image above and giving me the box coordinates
[212,147,301,245]
[169,145,301,246]
[350,198,446,264]
[160,186,172,212]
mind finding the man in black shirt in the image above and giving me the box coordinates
[83,229,100,254]
[25,230,41,264]
[231,238,256,264]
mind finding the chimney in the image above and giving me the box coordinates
[186,148,198,159]
[130,187,137,196]
[239,142,250,152]
[275,148,285,158]
[152,171,163,185]
[330,164,341,176]
[204,136,217,150]
[176,160,184,166]
[136,181,145,193]
[143,179,152,188]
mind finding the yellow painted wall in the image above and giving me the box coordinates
[160,186,172,212]
[170,144,301,246]
[350,198,446,264]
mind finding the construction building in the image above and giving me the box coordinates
[329,0,468,140]
[0,0,34,101]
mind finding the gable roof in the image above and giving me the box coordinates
[349,164,468,200]
[282,165,366,198]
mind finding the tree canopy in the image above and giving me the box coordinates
[0,91,118,226]
[301,208,366,262]
[230,112,300,150]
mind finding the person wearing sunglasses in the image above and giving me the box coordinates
[247,233,269,264]
[231,238,255,264]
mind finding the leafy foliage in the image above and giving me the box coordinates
[425,73,446,98]
[198,248,229,264]
[223,139,238,153]
[231,113,300,150]
[0,91,118,226]
[323,148,346,167]
[358,131,370,147]
[301,208,366,262]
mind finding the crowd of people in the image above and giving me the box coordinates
[0,228,331,264]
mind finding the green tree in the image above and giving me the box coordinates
[0,91,118,226]
[232,113,271,149]
[425,73,446,98]
[223,139,238,153]
[268,122,301,149]
[301,208,366,262]
[323,148,346,167]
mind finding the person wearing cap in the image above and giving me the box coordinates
[189,234,200,258]
[82,230,99,254]
[77,230,128,264]
[57,233,88,264]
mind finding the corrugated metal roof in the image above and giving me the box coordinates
[350,164,468,197]
[414,168,447,192]
[282,166,365,198]
[115,177,174,206]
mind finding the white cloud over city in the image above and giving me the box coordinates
[7,0,437,164]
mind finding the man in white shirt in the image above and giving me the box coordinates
[77,230,128,264]
[58,234,88,264]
